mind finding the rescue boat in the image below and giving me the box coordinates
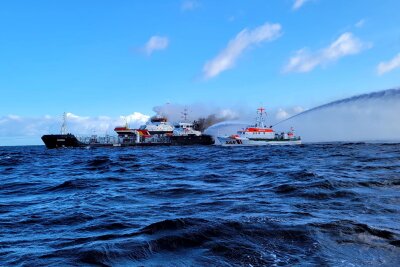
[216,107,301,146]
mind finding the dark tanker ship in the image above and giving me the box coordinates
[41,113,214,149]
[41,134,82,149]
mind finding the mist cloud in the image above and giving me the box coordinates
[278,88,400,142]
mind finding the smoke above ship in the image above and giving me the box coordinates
[152,103,240,131]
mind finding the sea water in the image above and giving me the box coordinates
[0,144,399,266]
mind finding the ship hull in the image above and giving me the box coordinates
[170,135,214,145]
[41,134,84,149]
[42,134,214,148]
[217,137,301,146]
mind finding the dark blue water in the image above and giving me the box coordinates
[1,144,400,266]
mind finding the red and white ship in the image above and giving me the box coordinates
[217,107,301,146]
[112,110,214,146]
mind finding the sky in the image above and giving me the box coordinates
[1,0,400,145]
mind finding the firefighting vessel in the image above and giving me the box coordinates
[217,107,301,146]
[41,113,214,149]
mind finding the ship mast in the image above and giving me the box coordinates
[60,112,67,135]
[256,107,266,128]
[181,107,189,122]
[124,117,129,128]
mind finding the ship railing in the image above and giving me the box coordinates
[144,135,171,144]
[77,135,119,145]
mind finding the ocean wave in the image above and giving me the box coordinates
[1,144,400,266]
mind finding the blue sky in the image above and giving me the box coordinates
[1,0,400,144]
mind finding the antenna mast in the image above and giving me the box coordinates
[61,112,67,135]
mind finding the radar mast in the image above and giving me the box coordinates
[181,107,189,122]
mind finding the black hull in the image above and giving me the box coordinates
[42,134,214,149]
[41,134,84,149]
[170,135,214,145]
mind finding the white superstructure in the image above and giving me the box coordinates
[139,115,174,134]
[217,107,301,146]
[173,122,201,136]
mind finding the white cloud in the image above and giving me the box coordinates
[355,19,366,28]
[275,106,305,120]
[120,112,150,124]
[293,0,309,10]
[7,115,22,120]
[284,32,370,73]
[66,112,88,120]
[143,36,169,55]
[276,108,290,120]
[181,0,200,11]
[377,53,400,75]
[202,22,282,79]
[64,112,150,133]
